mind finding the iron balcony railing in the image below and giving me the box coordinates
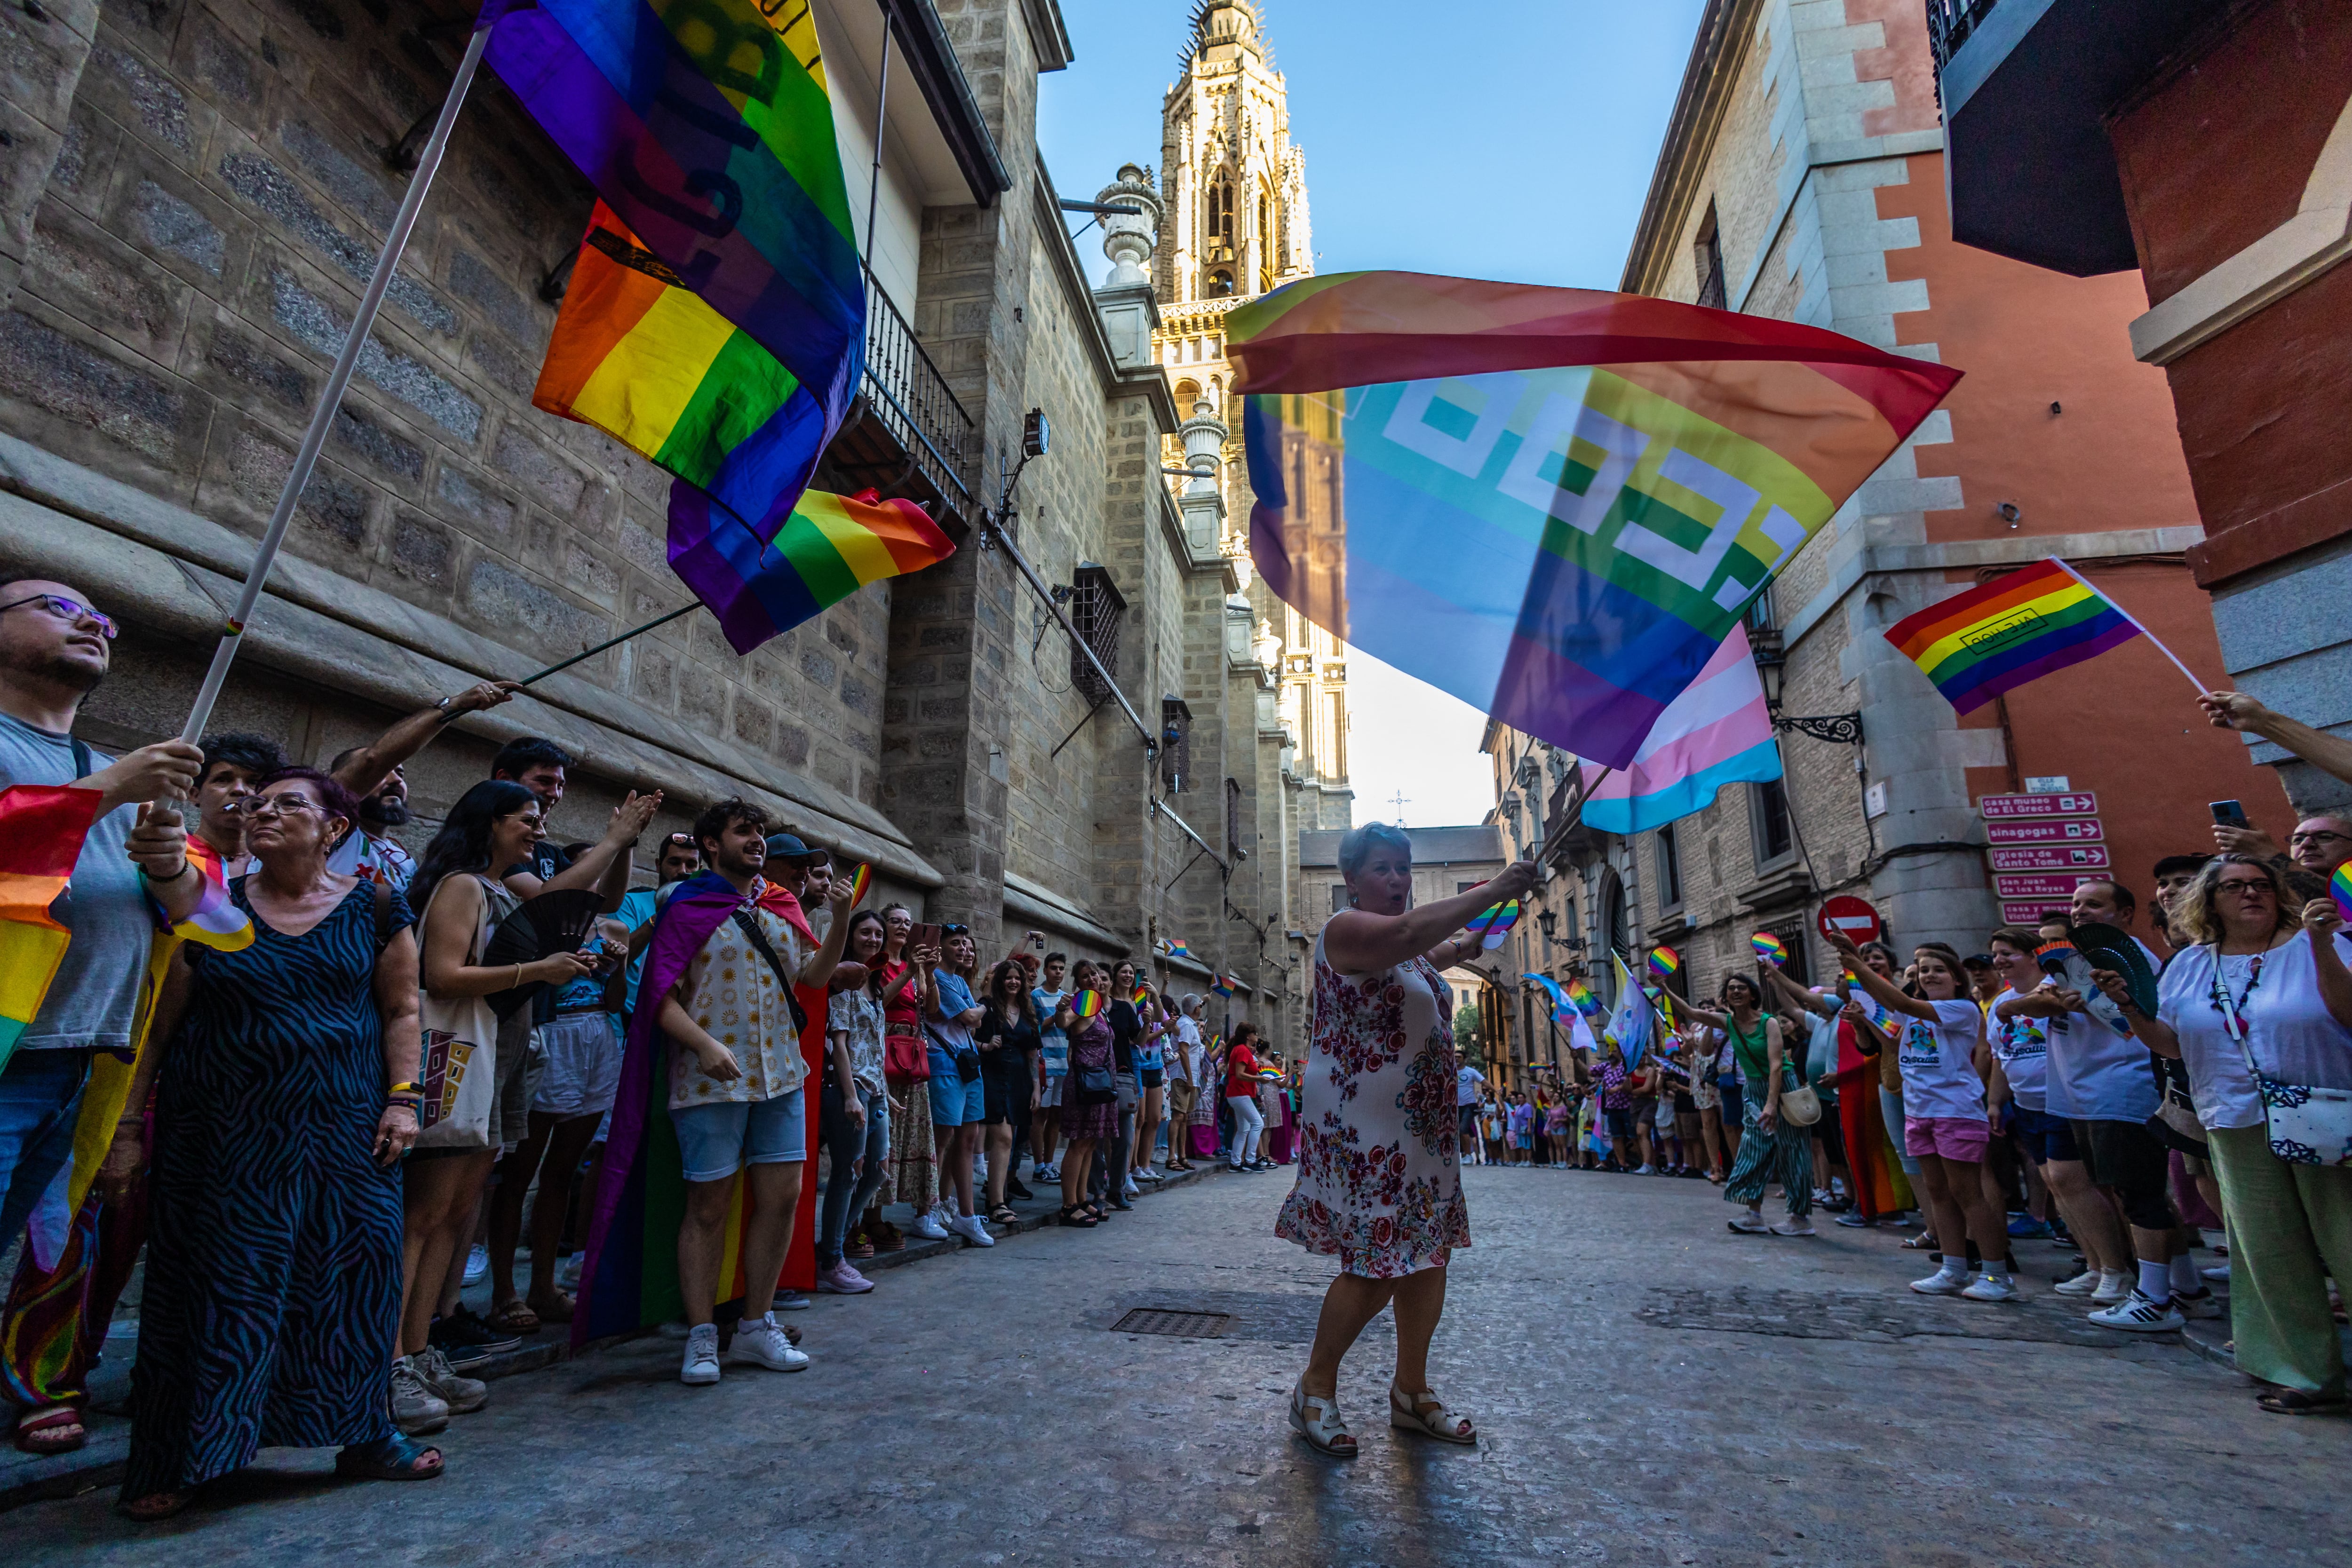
[1926,0,2002,82]
[863,281,974,506]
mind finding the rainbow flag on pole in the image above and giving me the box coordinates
[1230,273,1957,768]
[0,786,104,1072]
[1882,558,2143,712]
[669,486,954,654]
[481,0,864,425]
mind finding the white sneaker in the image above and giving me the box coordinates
[417,1344,488,1413]
[908,1210,950,1242]
[462,1242,488,1287]
[1768,1217,1816,1237]
[2173,1286,2222,1320]
[681,1323,721,1385]
[2087,1289,2185,1333]
[2201,1262,2231,1282]
[557,1250,584,1290]
[2051,1269,2104,1296]
[1120,1179,1140,1199]
[2090,1269,2131,1304]
[731,1312,810,1372]
[1727,1211,1771,1234]
[1635,1164,1654,1175]
[1961,1273,2019,1303]
[949,1213,996,1248]
[1910,1265,1968,1296]
[390,1356,450,1435]
[1136,1166,1162,1183]
[1035,1163,1059,1182]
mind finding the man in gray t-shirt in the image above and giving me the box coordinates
[0,573,205,1249]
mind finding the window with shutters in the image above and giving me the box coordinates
[1693,203,1728,311]
[1656,824,1684,909]
[1067,564,1126,703]
[1753,779,1795,865]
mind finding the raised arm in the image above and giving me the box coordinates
[1765,965,1839,1019]
[332,681,519,797]
[1323,860,1539,976]
[1827,933,1934,1021]
[514,792,661,913]
[2201,690,2352,793]
[2091,968,2181,1059]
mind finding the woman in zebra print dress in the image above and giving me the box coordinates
[120,769,435,1518]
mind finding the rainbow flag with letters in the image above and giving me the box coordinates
[1883,557,2140,713]
[1230,273,1959,767]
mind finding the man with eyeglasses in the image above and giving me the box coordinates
[0,573,211,1274]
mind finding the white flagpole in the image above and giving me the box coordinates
[178,26,490,743]
[2045,554,2209,698]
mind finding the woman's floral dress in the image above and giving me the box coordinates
[1275,930,1468,1278]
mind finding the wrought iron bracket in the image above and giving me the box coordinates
[1771,707,1864,746]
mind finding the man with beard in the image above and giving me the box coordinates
[327,678,523,891]
[0,572,207,1448]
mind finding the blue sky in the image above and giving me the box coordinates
[1038,0,1707,826]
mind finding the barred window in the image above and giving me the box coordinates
[1068,564,1126,703]
[1160,697,1193,792]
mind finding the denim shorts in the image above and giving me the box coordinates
[669,1088,806,1183]
[2006,1104,2079,1164]
[927,1044,985,1126]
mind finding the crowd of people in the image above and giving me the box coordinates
[0,569,1306,1516]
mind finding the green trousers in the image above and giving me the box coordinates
[2206,1123,2352,1397]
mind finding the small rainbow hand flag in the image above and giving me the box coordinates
[1884,557,2157,713]
[1565,977,1603,1018]
[1163,938,1192,960]
[842,862,871,908]
[2334,863,2352,925]
[1129,984,1151,1006]
[1072,989,1105,1021]
[173,835,255,954]
[1465,899,1521,950]
[1647,946,1680,981]
[1210,972,1236,997]
[1751,932,1788,967]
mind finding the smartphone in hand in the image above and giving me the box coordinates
[911,922,943,955]
[2209,799,2250,828]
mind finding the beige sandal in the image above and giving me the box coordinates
[1390,1384,1476,1444]
[1288,1379,1358,1457]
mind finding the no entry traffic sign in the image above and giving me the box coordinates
[1817,895,1882,946]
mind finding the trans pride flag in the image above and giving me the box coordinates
[1578,623,1780,833]
[1231,273,1959,768]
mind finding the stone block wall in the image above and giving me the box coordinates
[3,0,885,825]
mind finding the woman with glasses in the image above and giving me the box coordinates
[2096,854,2352,1413]
[923,925,993,1247]
[120,770,436,1518]
[1057,961,1115,1226]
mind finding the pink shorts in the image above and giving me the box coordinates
[1904,1114,1991,1163]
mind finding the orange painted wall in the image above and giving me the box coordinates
[1878,152,2295,932]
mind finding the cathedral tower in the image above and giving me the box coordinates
[1153,0,1350,830]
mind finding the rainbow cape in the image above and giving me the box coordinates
[1231,272,1958,768]
[1882,557,2139,713]
[574,871,826,1342]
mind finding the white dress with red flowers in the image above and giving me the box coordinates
[1275,931,1468,1278]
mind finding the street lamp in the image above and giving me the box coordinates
[1537,908,1557,943]
[1753,638,1863,746]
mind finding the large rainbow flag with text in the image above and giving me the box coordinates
[1231,273,1960,768]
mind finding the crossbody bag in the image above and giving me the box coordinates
[730,910,810,1037]
[2211,947,2352,1167]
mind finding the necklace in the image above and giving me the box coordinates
[2208,951,2265,1041]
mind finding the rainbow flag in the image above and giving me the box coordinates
[2334,864,2352,925]
[0,786,104,1072]
[1882,557,2139,713]
[536,202,829,547]
[842,862,871,909]
[1465,899,1521,950]
[1647,946,1680,981]
[480,0,864,427]
[669,485,955,654]
[1564,976,1603,1019]
[1072,989,1105,1021]
[1752,932,1788,967]
[1163,938,1192,960]
[1578,623,1780,833]
[1231,273,1958,768]
[1129,984,1150,1006]
[1209,972,1235,998]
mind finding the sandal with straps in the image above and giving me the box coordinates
[1288,1379,1358,1458]
[1057,1204,1097,1227]
[1390,1384,1477,1445]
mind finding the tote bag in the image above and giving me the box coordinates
[412,875,512,1148]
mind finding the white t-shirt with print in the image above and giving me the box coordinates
[1456,1065,1486,1106]
[2042,993,2158,1123]
[1895,998,1987,1121]
[1989,987,2052,1113]
[2158,931,2352,1131]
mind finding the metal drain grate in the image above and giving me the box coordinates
[1112,1308,1231,1338]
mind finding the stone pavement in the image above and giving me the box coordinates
[8,1164,2350,1567]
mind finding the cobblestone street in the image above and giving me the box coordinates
[10,1165,2349,1567]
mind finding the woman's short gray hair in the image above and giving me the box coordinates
[1337,821,1413,879]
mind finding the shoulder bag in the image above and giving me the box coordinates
[2211,945,2352,1166]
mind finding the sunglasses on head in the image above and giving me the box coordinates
[940,923,970,937]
